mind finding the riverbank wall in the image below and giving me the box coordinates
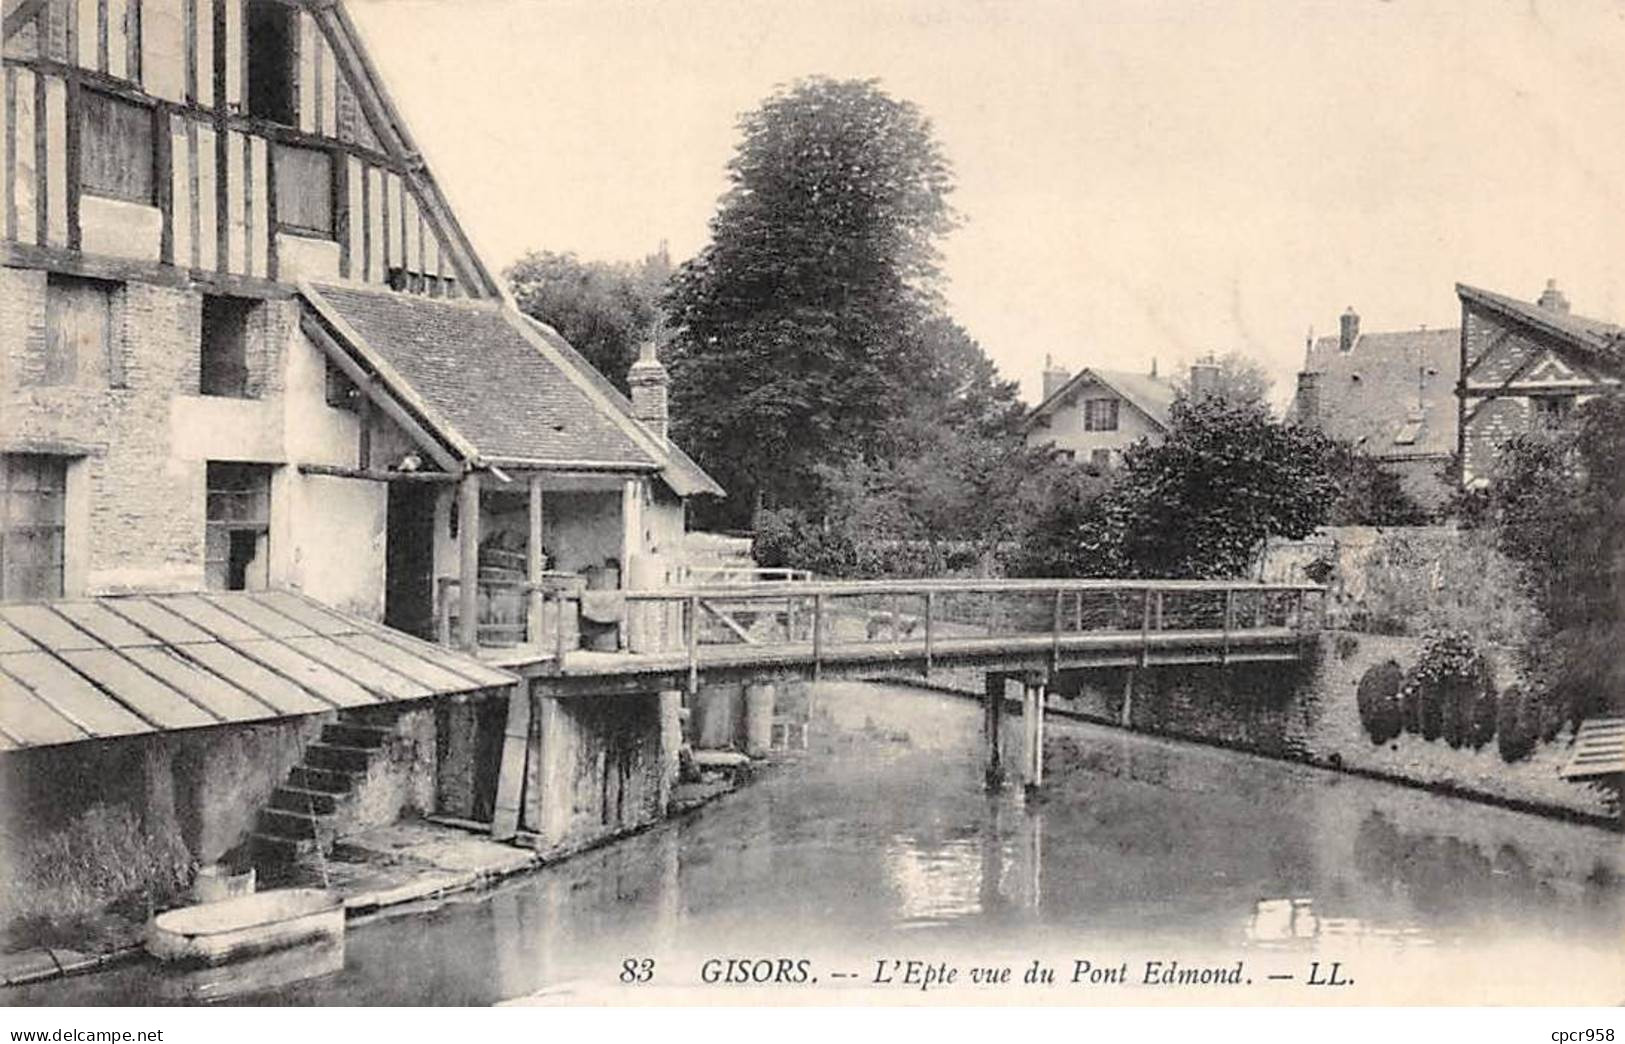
[872,630,1617,825]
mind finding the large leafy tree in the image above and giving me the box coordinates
[1101,398,1340,578]
[666,77,958,526]
[507,248,673,395]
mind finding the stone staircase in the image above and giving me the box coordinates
[250,710,398,869]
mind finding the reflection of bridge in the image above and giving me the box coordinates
[444,577,1326,817]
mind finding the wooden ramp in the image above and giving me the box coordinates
[1559,716,1625,781]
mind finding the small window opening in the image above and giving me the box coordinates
[205,462,271,591]
[0,454,68,603]
[325,358,361,411]
[200,295,255,397]
[246,0,297,125]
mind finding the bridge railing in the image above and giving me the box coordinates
[623,578,1328,678]
[435,576,1328,673]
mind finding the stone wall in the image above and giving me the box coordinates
[0,716,325,925]
[871,631,1615,824]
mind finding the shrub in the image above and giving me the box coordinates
[1496,683,1539,763]
[1467,665,1498,750]
[1356,660,1404,744]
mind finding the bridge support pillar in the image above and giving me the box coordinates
[1022,680,1046,797]
[659,689,683,813]
[984,673,1006,789]
[743,682,775,757]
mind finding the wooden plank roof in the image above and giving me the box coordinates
[0,591,516,751]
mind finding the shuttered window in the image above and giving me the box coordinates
[275,144,334,237]
[81,90,155,204]
[41,275,121,388]
[0,455,67,603]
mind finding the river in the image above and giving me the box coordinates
[11,681,1623,1005]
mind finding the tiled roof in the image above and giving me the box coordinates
[0,592,515,750]
[1456,284,1624,367]
[1298,327,1459,459]
[304,283,657,471]
[1027,366,1178,431]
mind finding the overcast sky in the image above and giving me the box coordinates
[350,0,1625,408]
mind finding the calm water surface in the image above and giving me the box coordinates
[11,681,1622,1005]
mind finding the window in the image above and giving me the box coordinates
[245,0,297,125]
[1083,398,1119,432]
[324,358,360,410]
[0,455,67,602]
[200,295,254,397]
[42,275,120,387]
[275,144,333,237]
[205,463,271,591]
[1532,396,1575,430]
[81,90,154,203]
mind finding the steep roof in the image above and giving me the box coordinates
[1297,327,1459,459]
[1456,284,1625,368]
[301,283,723,496]
[1026,367,1178,431]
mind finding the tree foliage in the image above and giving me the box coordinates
[1171,350,1275,407]
[1100,397,1340,578]
[1487,390,1625,721]
[507,248,672,395]
[1325,446,1432,526]
[666,77,959,527]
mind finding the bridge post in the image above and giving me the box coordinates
[983,672,1005,789]
[1022,677,1046,798]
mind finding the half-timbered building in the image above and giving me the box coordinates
[0,0,721,919]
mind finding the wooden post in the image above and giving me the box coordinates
[526,475,544,646]
[786,595,798,642]
[686,594,699,696]
[983,672,1005,789]
[1139,588,1152,668]
[357,395,373,470]
[436,578,452,647]
[490,680,530,842]
[812,591,825,681]
[1023,679,1045,796]
[457,470,480,652]
[555,586,569,662]
[1120,668,1135,728]
[1222,588,1234,665]
[1051,588,1063,673]
[620,478,639,586]
[923,590,935,678]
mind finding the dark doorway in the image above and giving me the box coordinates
[385,484,437,640]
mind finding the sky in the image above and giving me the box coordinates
[349,0,1625,410]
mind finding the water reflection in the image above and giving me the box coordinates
[10,681,1621,1006]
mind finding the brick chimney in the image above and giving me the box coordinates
[1042,354,1071,400]
[1296,371,1322,427]
[1188,355,1221,400]
[1339,307,1360,352]
[1537,278,1570,314]
[628,339,669,446]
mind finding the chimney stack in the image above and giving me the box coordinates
[1537,278,1570,314]
[1188,355,1221,400]
[1296,371,1322,428]
[628,339,670,446]
[1042,354,1071,400]
[1339,307,1360,353]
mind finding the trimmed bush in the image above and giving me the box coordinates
[1467,665,1498,750]
[1496,683,1539,763]
[1356,660,1405,744]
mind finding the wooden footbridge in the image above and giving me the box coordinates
[461,577,1326,691]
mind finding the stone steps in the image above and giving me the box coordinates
[252,711,398,869]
